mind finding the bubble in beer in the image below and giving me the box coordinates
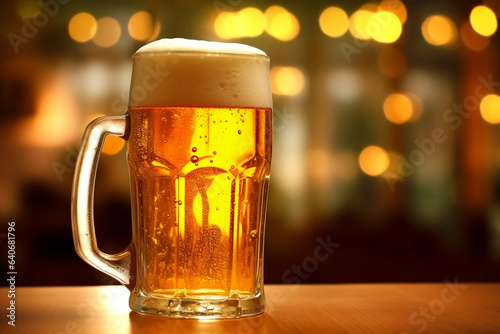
[171,134,174,138]
[250,230,258,239]
[192,147,197,152]
[164,140,167,143]
[191,155,199,163]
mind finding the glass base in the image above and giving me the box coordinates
[129,291,265,318]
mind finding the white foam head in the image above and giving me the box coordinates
[129,38,272,108]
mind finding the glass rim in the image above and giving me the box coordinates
[132,50,269,60]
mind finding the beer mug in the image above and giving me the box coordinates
[71,39,272,318]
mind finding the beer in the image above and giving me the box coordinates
[72,38,272,317]
[128,106,272,297]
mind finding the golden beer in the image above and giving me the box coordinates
[128,106,272,297]
[72,38,272,317]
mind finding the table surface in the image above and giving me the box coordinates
[1,283,499,334]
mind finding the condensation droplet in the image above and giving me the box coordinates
[210,159,213,163]
[213,151,217,155]
[238,130,242,134]
[192,147,197,152]
[195,163,199,166]
[227,176,231,180]
[216,207,219,211]
[191,156,199,163]
[178,200,183,205]
[231,165,235,169]
[250,230,258,239]
[164,140,167,143]
[174,221,179,226]
[170,134,174,138]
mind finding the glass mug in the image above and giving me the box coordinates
[71,39,272,318]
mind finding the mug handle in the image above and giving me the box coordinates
[71,115,133,287]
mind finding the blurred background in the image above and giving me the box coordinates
[1,0,500,286]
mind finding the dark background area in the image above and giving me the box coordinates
[1,0,500,286]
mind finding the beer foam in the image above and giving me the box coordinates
[129,38,272,108]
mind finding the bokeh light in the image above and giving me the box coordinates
[102,135,125,155]
[349,9,374,40]
[377,47,407,77]
[236,7,265,37]
[480,94,500,124]
[68,12,97,43]
[367,11,402,43]
[422,15,457,46]
[359,146,390,176]
[214,11,236,39]
[265,6,300,41]
[470,5,497,37]
[128,11,156,41]
[214,8,265,39]
[21,70,78,148]
[460,21,489,51]
[319,7,349,38]
[383,93,414,124]
[270,66,305,96]
[378,0,407,24]
[93,17,121,47]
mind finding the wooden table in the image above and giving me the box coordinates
[2,284,499,333]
